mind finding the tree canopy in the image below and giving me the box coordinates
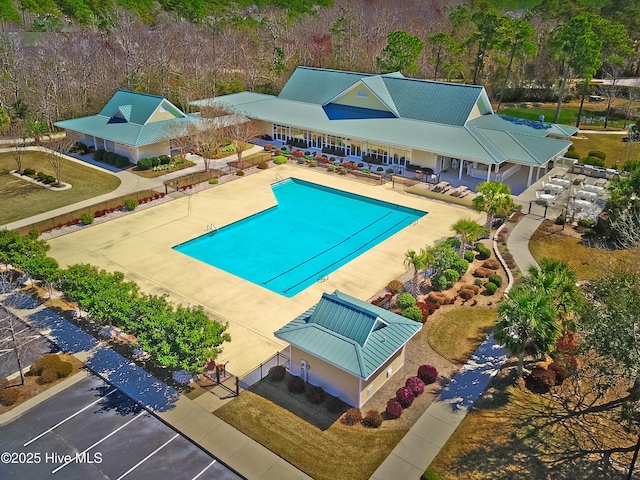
[376,30,425,75]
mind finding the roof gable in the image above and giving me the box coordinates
[99,89,183,125]
[275,291,421,379]
[278,67,373,105]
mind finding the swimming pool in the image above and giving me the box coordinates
[174,178,427,297]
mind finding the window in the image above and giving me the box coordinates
[356,89,369,98]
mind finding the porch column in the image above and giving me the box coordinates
[486,163,492,182]
[527,165,534,187]
[93,136,98,150]
[458,158,464,180]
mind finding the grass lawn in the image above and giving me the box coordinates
[528,220,635,281]
[131,159,196,178]
[571,133,636,168]
[214,386,406,480]
[500,104,626,129]
[0,151,121,225]
[428,307,497,365]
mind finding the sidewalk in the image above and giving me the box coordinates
[0,288,311,480]
[1,144,265,231]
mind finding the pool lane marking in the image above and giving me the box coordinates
[115,433,179,480]
[51,411,145,474]
[262,212,394,286]
[192,460,217,479]
[24,388,118,446]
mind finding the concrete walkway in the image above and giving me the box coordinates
[0,288,311,480]
[1,144,265,231]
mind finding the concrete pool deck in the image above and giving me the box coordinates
[47,164,482,375]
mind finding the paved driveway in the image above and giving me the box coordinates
[0,374,243,480]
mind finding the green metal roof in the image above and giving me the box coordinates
[194,92,571,166]
[468,114,578,138]
[98,89,185,125]
[274,291,422,379]
[278,67,376,105]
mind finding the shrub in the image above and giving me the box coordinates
[376,167,384,172]
[482,259,500,270]
[527,366,556,393]
[555,214,565,225]
[339,169,347,175]
[416,301,437,318]
[433,275,448,291]
[564,150,581,160]
[357,162,364,168]
[159,154,170,165]
[327,165,335,172]
[385,400,403,419]
[475,243,491,260]
[209,178,219,185]
[93,148,106,161]
[386,168,394,174]
[547,362,569,385]
[473,267,493,278]
[395,386,415,408]
[474,278,484,287]
[341,408,363,426]
[581,156,606,167]
[464,250,475,263]
[79,213,94,225]
[386,279,404,293]
[326,395,343,414]
[23,168,36,175]
[451,257,470,276]
[371,293,392,306]
[362,410,383,428]
[401,306,423,322]
[287,375,305,393]
[306,385,325,405]
[459,288,475,300]
[236,170,245,176]
[123,198,137,211]
[264,144,272,151]
[418,364,438,384]
[578,218,595,228]
[39,368,58,384]
[31,354,61,376]
[426,291,455,306]
[405,376,425,396]
[309,160,318,167]
[422,470,446,480]
[257,162,269,169]
[115,155,130,168]
[484,282,498,295]
[150,156,159,167]
[444,269,460,284]
[56,360,73,378]
[268,365,286,382]
[105,152,117,164]
[273,155,287,165]
[330,157,336,162]
[137,157,152,170]
[396,293,416,309]
[587,150,606,161]
[0,387,19,406]
[488,274,502,287]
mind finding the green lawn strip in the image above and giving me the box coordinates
[500,106,626,129]
[132,160,196,178]
[0,151,121,225]
[570,133,632,167]
[427,307,497,365]
[214,390,406,480]
[527,222,633,281]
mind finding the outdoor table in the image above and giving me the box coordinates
[573,174,586,185]
[582,184,604,194]
[575,190,598,202]
[552,173,566,179]
[549,177,570,188]
[594,179,607,187]
[538,193,555,205]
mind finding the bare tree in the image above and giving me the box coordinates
[5,122,28,173]
[224,113,261,162]
[44,136,75,187]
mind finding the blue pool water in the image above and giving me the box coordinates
[174,178,427,297]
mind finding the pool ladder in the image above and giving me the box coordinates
[274,173,286,184]
[317,275,329,283]
[205,223,218,236]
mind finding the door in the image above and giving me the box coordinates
[300,360,308,382]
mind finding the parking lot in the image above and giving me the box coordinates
[0,304,57,379]
[0,374,243,480]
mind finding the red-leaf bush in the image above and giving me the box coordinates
[362,410,383,428]
[418,365,438,385]
[527,366,556,393]
[555,331,577,354]
[547,362,569,385]
[405,376,425,396]
[395,386,415,408]
[385,400,403,419]
[341,408,362,426]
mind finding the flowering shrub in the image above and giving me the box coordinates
[385,400,403,419]
[418,365,438,385]
[264,144,272,151]
[343,161,357,170]
[395,386,415,408]
[405,376,425,396]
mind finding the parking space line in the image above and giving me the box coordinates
[115,433,179,480]
[192,460,217,480]
[25,388,118,446]
[52,411,145,474]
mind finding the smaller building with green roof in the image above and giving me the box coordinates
[274,290,422,408]
[55,89,206,163]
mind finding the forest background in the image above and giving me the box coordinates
[0,0,639,130]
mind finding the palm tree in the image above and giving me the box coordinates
[404,249,429,295]
[451,219,488,257]
[494,284,560,378]
[472,181,517,230]
[526,258,579,318]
